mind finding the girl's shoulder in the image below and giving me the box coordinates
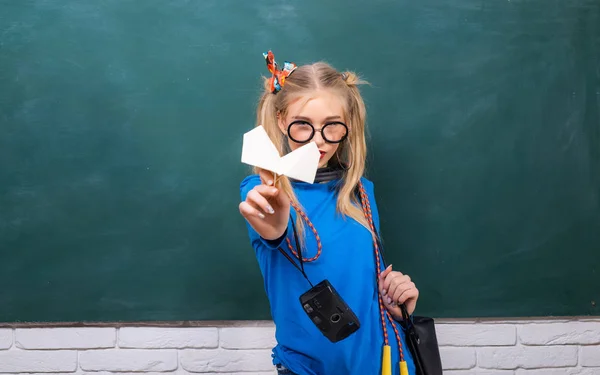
[357,176,380,209]
[359,176,376,194]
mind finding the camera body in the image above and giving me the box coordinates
[300,279,360,342]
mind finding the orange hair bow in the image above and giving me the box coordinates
[263,50,297,93]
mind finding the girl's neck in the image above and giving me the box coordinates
[313,164,345,183]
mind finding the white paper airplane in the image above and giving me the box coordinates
[241,125,320,184]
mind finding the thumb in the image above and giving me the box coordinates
[274,184,290,206]
[379,264,392,285]
[380,264,392,277]
[258,169,275,186]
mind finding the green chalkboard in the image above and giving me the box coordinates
[1,0,599,322]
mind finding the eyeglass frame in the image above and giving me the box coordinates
[286,120,349,144]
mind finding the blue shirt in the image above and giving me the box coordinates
[240,175,416,375]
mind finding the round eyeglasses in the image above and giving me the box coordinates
[287,120,349,144]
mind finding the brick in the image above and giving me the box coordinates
[180,349,274,372]
[579,317,600,322]
[475,319,571,325]
[219,326,276,349]
[581,346,600,367]
[519,322,600,345]
[79,349,177,372]
[0,329,12,349]
[516,369,600,375]
[437,324,516,346]
[15,327,115,349]
[478,346,578,369]
[119,327,218,349]
[440,347,476,370]
[0,350,77,372]
[445,371,515,375]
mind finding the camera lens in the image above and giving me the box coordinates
[330,313,341,323]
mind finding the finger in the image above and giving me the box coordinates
[258,169,275,186]
[379,265,393,282]
[384,272,408,292]
[397,288,419,306]
[274,184,290,206]
[392,282,417,305]
[239,201,266,220]
[254,184,290,210]
[383,271,407,298]
[246,188,275,215]
[385,275,401,305]
[253,184,280,200]
[379,265,393,294]
[386,274,412,305]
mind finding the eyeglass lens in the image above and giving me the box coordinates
[288,121,348,143]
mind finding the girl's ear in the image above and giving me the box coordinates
[277,112,286,134]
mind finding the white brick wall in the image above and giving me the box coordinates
[0,318,597,374]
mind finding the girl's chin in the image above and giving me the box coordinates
[318,159,330,168]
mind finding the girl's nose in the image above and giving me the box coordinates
[313,129,325,146]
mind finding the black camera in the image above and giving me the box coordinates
[300,279,360,343]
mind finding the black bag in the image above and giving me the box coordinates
[399,304,443,375]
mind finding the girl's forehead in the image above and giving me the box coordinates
[286,91,346,120]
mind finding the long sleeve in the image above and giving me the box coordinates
[239,175,291,254]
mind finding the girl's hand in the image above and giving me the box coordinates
[239,169,290,241]
[379,265,419,320]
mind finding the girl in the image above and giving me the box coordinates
[239,51,419,375]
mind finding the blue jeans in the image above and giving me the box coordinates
[276,364,297,375]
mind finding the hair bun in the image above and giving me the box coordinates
[341,71,362,86]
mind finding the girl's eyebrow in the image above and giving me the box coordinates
[292,115,343,122]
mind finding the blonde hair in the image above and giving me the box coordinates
[254,61,372,244]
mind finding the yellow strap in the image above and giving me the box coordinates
[381,345,392,375]
[400,360,409,375]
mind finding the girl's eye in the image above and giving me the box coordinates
[289,121,313,130]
